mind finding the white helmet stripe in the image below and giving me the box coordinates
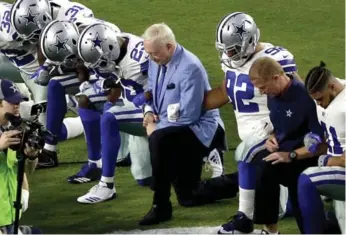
[217,12,243,43]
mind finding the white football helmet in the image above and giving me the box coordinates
[11,0,52,43]
[77,23,121,73]
[40,20,79,67]
[215,12,260,68]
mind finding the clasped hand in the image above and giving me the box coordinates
[143,113,158,136]
[264,134,290,164]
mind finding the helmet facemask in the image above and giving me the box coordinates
[216,34,257,69]
[84,50,117,74]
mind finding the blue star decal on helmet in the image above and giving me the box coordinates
[52,36,68,53]
[20,8,38,26]
[232,22,247,40]
[91,33,106,49]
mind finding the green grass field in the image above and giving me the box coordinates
[21,0,344,233]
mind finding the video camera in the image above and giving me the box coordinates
[3,101,56,152]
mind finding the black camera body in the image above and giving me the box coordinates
[3,102,55,152]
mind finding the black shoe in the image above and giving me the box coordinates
[138,202,172,226]
[36,149,59,169]
[67,163,102,184]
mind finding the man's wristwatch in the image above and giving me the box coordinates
[289,151,298,161]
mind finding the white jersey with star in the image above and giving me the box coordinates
[316,81,346,156]
[0,2,39,74]
[114,33,149,102]
[222,42,297,140]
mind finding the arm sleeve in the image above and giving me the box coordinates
[176,66,204,124]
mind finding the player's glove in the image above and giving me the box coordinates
[32,65,50,86]
[318,154,332,167]
[133,91,153,107]
[132,92,146,107]
[304,132,322,153]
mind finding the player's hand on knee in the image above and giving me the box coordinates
[304,132,322,153]
[32,65,50,86]
[265,134,279,152]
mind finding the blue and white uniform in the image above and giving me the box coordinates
[76,32,151,204]
[298,85,345,234]
[219,42,298,234]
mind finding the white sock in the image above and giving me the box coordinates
[63,117,84,139]
[239,187,255,219]
[100,176,114,184]
[44,143,56,152]
[89,159,102,168]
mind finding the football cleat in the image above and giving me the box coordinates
[0,225,42,234]
[77,181,116,204]
[36,149,58,169]
[218,212,254,234]
[20,225,42,234]
[204,148,224,178]
[261,229,280,234]
[67,163,102,184]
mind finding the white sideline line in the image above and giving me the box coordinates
[110,226,262,234]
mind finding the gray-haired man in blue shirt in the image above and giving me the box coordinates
[139,23,226,225]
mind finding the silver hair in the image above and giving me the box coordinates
[142,22,176,46]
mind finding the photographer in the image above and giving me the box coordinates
[0,79,41,234]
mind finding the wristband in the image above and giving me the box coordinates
[143,104,154,116]
[318,154,332,167]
